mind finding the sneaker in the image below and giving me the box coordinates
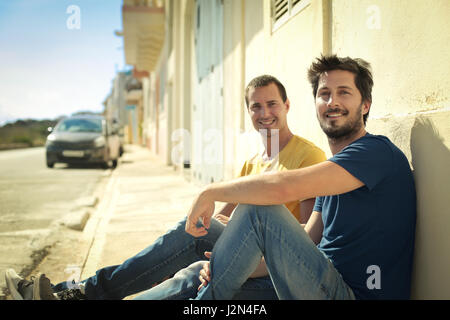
[56,287,87,300]
[5,269,34,300]
[33,273,58,300]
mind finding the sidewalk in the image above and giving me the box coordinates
[28,144,201,299]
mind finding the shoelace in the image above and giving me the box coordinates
[17,276,35,291]
[16,276,35,300]
[56,288,86,300]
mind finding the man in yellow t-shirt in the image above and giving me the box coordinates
[238,135,325,224]
[11,75,325,300]
[214,75,325,225]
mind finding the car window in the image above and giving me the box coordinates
[56,118,103,133]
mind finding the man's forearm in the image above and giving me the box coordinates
[202,171,293,206]
[201,160,364,206]
[214,202,237,217]
[186,161,364,237]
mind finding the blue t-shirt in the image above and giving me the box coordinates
[313,133,416,299]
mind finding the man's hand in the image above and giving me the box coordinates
[198,252,212,291]
[212,213,230,225]
[185,191,215,237]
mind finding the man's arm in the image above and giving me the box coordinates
[304,211,323,245]
[214,203,237,217]
[208,161,363,204]
[212,203,237,225]
[299,198,316,224]
[186,160,363,237]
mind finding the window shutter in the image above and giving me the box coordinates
[274,0,288,23]
[272,0,310,30]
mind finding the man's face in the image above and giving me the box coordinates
[247,83,290,136]
[315,70,370,140]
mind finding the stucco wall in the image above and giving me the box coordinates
[240,0,450,298]
[330,0,450,299]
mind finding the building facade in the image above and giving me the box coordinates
[120,0,450,299]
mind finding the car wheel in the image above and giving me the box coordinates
[46,161,54,168]
[111,159,118,169]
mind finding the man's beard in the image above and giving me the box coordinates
[318,103,364,141]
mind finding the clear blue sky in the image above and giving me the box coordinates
[0,0,127,125]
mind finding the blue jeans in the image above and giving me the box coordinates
[52,217,224,299]
[198,204,355,299]
[136,204,355,300]
[133,261,278,300]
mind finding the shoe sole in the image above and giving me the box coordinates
[32,275,42,300]
[5,269,24,300]
[32,274,58,300]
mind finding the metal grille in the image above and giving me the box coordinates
[51,141,94,150]
[274,0,288,22]
[272,0,309,27]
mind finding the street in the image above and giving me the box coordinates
[0,147,110,297]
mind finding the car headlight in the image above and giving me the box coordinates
[46,134,56,146]
[94,136,106,147]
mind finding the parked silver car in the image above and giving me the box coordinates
[45,115,121,169]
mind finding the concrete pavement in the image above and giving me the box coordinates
[12,144,202,299]
[81,144,202,282]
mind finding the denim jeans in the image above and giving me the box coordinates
[133,261,278,300]
[134,204,355,300]
[196,204,355,300]
[52,217,225,299]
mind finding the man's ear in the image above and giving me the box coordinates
[285,98,291,112]
[362,100,371,115]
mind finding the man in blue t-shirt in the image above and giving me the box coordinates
[314,134,416,299]
[181,55,416,300]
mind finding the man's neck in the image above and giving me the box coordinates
[262,129,294,159]
[328,128,367,155]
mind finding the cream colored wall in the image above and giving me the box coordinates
[222,0,246,180]
[142,76,151,148]
[332,0,449,118]
[148,73,158,154]
[179,0,194,172]
[171,0,450,297]
[330,0,450,299]
[239,0,450,299]
[242,0,331,156]
[189,0,200,183]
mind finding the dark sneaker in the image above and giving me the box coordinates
[33,273,58,300]
[56,288,87,300]
[5,269,34,300]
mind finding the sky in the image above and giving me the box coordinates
[0,0,128,125]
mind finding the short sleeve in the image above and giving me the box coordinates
[329,136,394,190]
[301,147,327,168]
[237,160,248,178]
[313,196,323,213]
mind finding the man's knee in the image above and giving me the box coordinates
[173,261,204,281]
[233,204,289,221]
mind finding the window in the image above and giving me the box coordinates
[271,0,310,31]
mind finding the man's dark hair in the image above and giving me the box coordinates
[307,55,373,125]
[245,75,287,108]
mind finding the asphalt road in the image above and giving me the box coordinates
[0,147,110,297]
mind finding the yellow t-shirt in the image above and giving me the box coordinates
[238,135,326,223]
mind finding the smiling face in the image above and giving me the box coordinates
[315,70,370,141]
[247,83,290,137]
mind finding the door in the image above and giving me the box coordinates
[192,0,224,184]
